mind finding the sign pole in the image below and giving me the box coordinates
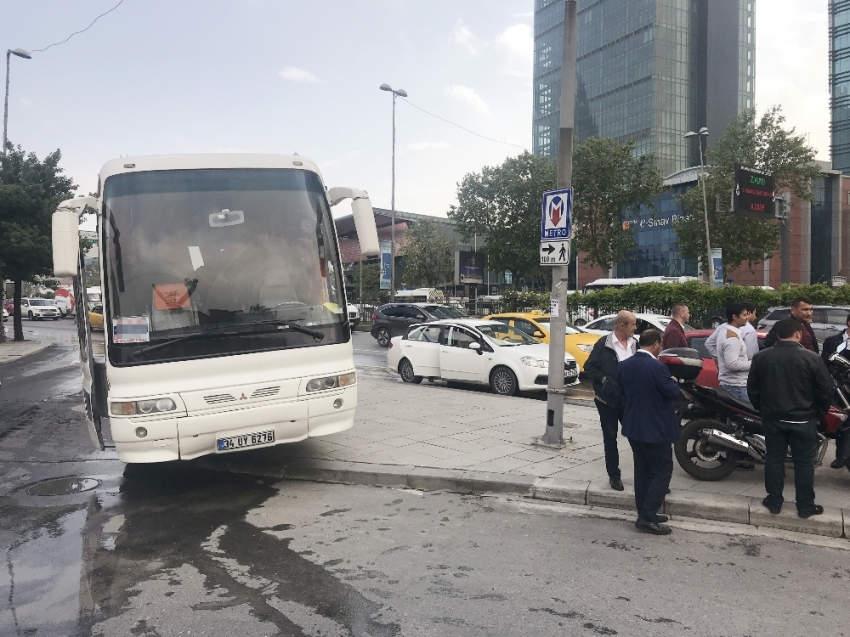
[537,0,576,448]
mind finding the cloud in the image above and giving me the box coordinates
[496,23,533,63]
[278,66,320,83]
[454,22,485,55]
[407,141,451,152]
[447,85,490,115]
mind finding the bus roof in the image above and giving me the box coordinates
[98,154,322,183]
[583,276,698,289]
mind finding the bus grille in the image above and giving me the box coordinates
[251,387,280,399]
[204,393,235,405]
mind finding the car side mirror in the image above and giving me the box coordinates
[468,342,482,354]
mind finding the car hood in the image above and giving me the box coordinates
[491,341,576,362]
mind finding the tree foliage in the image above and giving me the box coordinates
[572,137,665,272]
[0,143,77,340]
[673,107,819,278]
[448,152,556,281]
[400,216,455,288]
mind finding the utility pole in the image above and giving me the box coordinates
[777,192,791,283]
[537,0,576,448]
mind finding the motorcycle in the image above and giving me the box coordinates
[659,348,850,481]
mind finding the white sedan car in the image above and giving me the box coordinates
[386,319,580,396]
[583,312,694,336]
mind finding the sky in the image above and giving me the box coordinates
[0,0,830,222]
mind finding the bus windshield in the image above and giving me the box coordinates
[103,168,346,365]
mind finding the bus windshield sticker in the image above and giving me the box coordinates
[113,316,150,343]
[209,209,244,227]
[188,245,204,270]
[153,284,191,310]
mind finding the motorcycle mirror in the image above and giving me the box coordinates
[829,353,850,366]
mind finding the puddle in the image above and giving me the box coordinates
[27,477,101,496]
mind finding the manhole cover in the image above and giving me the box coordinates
[27,477,101,496]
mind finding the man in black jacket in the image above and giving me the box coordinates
[747,318,834,518]
[764,297,818,353]
[820,312,850,468]
[584,311,638,491]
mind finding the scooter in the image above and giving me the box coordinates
[660,348,850,481]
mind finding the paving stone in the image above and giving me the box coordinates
[407,467,474,494]
[344,462,411,488]
[471,472,538,496]
[586,480,635,512]
[664,491,749,524]
[532,477,589,504]
[747,497,844,537]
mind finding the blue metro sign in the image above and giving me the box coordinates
[540,187,573,241]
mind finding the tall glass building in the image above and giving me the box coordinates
[831,0,850,172]
[533,0,756,177]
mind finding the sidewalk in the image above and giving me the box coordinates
[198,369,850,540]
[0,338,51,366]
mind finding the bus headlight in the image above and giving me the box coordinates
[111,397,177,416]
[305,372,356,393]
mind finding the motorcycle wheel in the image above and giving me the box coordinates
[675,418,742,481]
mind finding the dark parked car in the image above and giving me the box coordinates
[371,303,466,347]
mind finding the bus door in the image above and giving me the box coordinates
[74,249,106,451]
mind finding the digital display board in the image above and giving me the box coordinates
[734,165,775,217]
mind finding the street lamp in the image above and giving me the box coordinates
[3,48,32,157]
[685,127,712,284]
[379,83,407,296]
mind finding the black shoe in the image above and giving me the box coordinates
[655,514,669,523]
[798,505,824,519]
[609,477,624,491]
[736,461,756,470]
[762,498,781,515]
[635,518,672,535]
[830,458,845,469]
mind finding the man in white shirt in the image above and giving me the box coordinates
[705,301,758,359]
[718,302,751,402]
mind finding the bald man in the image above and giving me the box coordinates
[584,311,639,491]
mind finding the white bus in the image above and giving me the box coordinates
[53,154,379,463]
[581,275,698,294]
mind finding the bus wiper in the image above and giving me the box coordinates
[133,319,324,357]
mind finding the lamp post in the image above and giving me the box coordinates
[685,127,712,284]
[3,48,32,157]
[379,83,407,296]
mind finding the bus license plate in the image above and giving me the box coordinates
[217,430,275,452]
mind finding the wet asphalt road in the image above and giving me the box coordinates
[0,324,848,636]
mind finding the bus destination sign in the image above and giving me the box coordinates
[734,165,774,217]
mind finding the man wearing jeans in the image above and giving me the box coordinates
[717,302,752,402]
[747,318,834,518]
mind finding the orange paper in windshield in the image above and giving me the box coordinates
[153,284,190,310]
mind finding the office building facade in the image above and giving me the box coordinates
[533,0,756,177]
[831,0,850,172]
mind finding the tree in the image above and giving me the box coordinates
[0,144,77,341]
[448,152,556,283]
[400,217,454,288]
[673,107,819,279]
[572,137,665,272]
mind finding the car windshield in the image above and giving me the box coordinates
[29,299,53,306]
[534,319,584,335]
[425,305,466,319]
[475,322,538,345]
[103,168,346,365]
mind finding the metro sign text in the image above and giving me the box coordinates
[541,187,573,240]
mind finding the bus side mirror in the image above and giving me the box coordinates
[52,209,80,277]
[327,187,380,258]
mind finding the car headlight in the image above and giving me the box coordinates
[110,397,177,416]
[520,356,548,368]
[576,344,594,353]
[306,372,356,392]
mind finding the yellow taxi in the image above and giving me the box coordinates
[482,310,602,372]
[88,304,104,330]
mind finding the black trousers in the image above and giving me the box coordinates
[628,439,673,523]
[595,399,621,479]
[764,419,817,511]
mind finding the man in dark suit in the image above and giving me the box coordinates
[618,329,681,535]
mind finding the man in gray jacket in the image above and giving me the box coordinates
[718,302,751,402]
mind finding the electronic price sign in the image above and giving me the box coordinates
[734,165,775,217]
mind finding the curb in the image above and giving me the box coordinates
[0,341,52,366]
[195,456,847,540]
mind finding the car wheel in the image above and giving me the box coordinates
[574,318,587,327]
[709,317,723,329]
[53,317,59,321]
[376,327,392,347]
[490,366,519,396]
[28,311,34,321]
[398,358,423,384]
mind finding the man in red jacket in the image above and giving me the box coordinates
[661,304,689,350]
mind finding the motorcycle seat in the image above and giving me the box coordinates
[713,388,758,414]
